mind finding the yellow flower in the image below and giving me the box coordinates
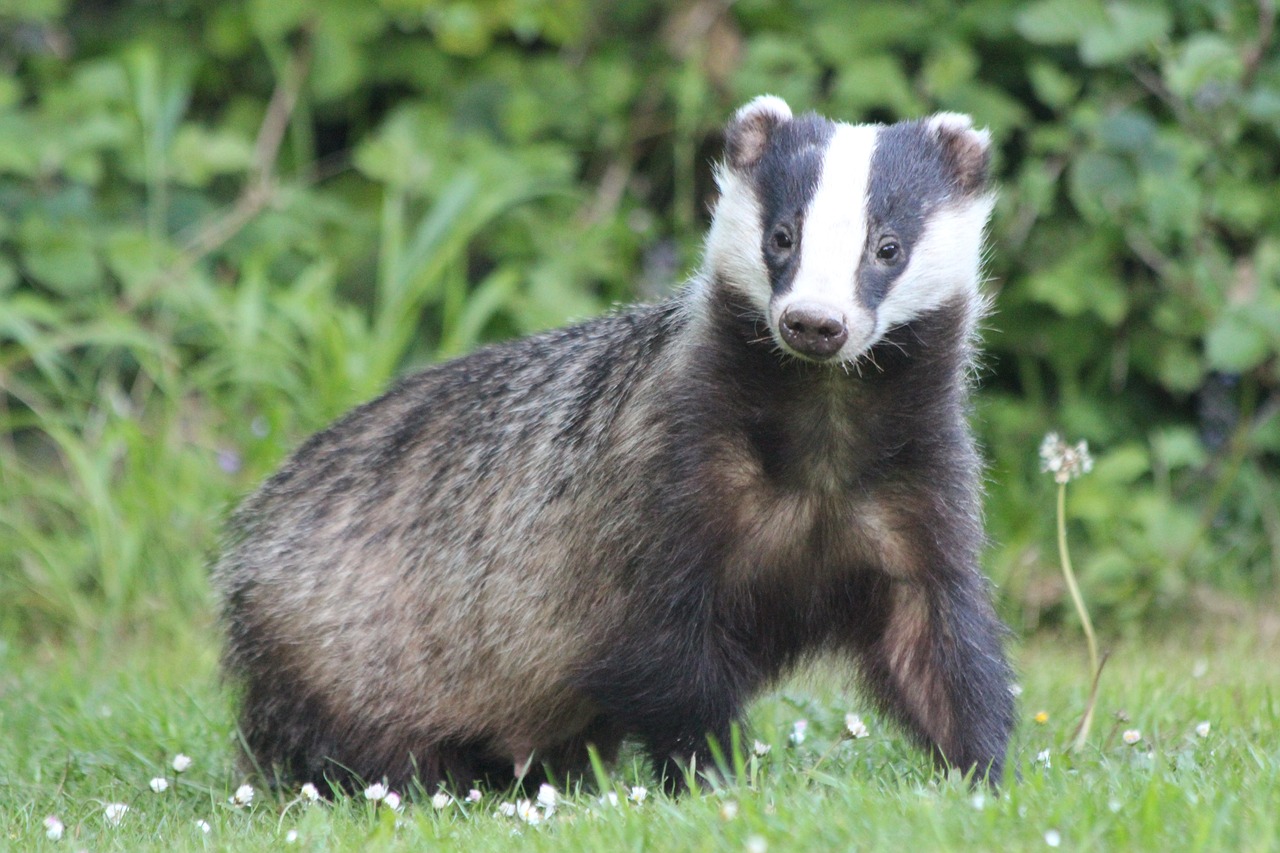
[1034,710,1049,724]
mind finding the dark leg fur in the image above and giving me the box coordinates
[856,571,1014,784]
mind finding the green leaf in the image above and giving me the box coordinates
[1027,61,1080,110]
[1163,34,1245,99]
[1079,3,1171,66]
[830,55,919,117]
[1014,0,1105,45]
[170,124,254,186]
[1069,150,1137,222]
[17,217,102,296]
[922,41,979,98]
[1204,309,1272,372]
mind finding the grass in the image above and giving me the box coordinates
[2,617,1278,852]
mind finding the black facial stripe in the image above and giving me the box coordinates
[859,121,955,309]
[752,114,835,296]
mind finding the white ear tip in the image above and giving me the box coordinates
[735,95,792,124]
[928,112,990,143]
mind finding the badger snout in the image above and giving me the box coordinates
[779,302,848,360]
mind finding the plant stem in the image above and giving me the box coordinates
[1057,480,1100,750]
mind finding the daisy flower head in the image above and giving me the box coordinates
[384,791,403,812]
[172,753,192,773]
[195,819,212,834]
[300,782,321,802]
[752,739,772,757]
[431,791,452,810]
[536,784,557,811]
[1035,748,1052,768]
[43,816,64,841]
[720,800,740,820]
[104,803,130,826]
[789,719,808,746]
[230,783,255,808]
[1045,829,1062,847]
[843,713,869,739]
[466,788,483,803]
[1039,433,1094,484]
[628,785,648,804]
[149,777,169,793]
[364,782,388,802]
[1195,721,1211,738]
[1122,729,1142,746]
[515,799,542,824]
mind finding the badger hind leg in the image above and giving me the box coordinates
[855,571,1015,785]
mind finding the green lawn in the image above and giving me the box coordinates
[2,617,1277,852]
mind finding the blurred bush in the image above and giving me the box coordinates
[0,0,1276,640]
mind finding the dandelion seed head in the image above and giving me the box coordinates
[43,816,64,840]
[230,783,254,807]
[1122,729,1142,745]
[1039,433,1093,483]
[149,777,169,793]
[171,753,192,773]
[1195,721,1211,738]
[104,803,129,825]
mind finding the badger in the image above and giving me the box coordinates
[214,95,1015,794]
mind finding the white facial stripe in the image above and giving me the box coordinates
[873,194,995,336]
[772,124,878,354]
[784,125,876,309]
[701,166,770,309]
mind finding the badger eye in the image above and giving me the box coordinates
[771,226,794,252]
[876,239,901,262]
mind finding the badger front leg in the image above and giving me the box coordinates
[857,569,1015,784]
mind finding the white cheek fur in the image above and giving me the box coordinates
[700,167,770,313]
[873,195,994,338]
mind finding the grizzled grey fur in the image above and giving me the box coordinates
[214,96,1015,794]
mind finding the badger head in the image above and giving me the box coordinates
[701,95,995,366]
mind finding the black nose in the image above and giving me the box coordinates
[779,303,848,360]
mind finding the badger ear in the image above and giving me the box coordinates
[927,112,991,195]
[724,95,792,171]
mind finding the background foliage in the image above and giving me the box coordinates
[1,0,1277,643]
